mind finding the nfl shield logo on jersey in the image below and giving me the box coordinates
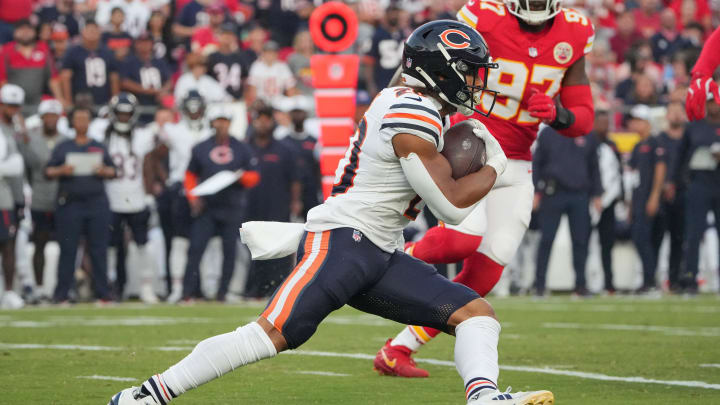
[352,229,362,242]
[528,47,538,58]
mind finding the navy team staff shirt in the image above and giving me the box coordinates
[675,120,720,189]
[62,44,117,105]
[629,136,667,207]
[246,137,298,222]
[186,135,257,208]
[46,139,115,200]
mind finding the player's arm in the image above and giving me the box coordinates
[687,27,720,120]
[392,127,505,224]
[528,56,594,138]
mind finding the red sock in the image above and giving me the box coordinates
[419,253,505,339]
[455,252,505,297]
[408,226,482,264]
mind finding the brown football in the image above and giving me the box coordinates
[440,120,487,179]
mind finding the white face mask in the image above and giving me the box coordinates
[505,0,562,25]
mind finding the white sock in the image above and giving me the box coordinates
[391,325,428,351]
[169,238,189,280]
[107,247,117,283]
[454,316,501,401]
[136,245,156,285]
[143,322,277,403]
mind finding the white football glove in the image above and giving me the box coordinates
[468,119,507,176]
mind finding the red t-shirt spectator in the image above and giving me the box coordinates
[633,8,661,38]
[0,40,58,115]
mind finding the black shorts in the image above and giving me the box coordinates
[31,210,56,234]
[260,228,479,349]
[0,209,16,243]
[110,210,151,246]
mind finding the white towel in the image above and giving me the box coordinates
[240,221,306,260]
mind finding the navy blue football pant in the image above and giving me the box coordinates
[596,201,616,290]
[183,206,242,300]
[535,191,591,292]
[53,196,112,301]
[261,228,480,349]
[652,195,685,288]
[631,199,658,289]
[683,180,720,289]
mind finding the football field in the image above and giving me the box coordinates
[2,296,720,404]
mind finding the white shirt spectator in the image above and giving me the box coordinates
[174,73,230,106]
[247,59,297,104]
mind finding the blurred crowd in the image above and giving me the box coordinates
[0,0,718,309]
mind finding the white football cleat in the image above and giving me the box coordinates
[1,290,25,310]
[140,284,159,304]
[468,387,554,405]
[108,387,159,405]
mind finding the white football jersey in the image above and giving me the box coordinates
[306,87,445,252]
[95,122,155,213]
[163,119,211,185]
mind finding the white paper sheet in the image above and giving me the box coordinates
[66,152,103,176]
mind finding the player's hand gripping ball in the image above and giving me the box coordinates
[441,119,506,179]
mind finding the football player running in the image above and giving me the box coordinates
[108,21,554,405]
[377,0,595,378]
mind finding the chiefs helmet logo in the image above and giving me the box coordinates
[209,145,234,165]
[439,29,471,49]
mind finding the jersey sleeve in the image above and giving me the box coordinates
[456,0,506,33]
[380,94,443,147]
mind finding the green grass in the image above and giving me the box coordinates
[1,296,720,404]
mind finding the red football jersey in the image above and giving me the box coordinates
[456,0,595,161]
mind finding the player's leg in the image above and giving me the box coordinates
[534,193,564,295]
[107,212,124,298]
[597,202,616,292]
[405,223,483,263]
[86,199,113,301]
[112,229,382,404]
[129,209,158,303]
[52,203,82,303]
[215,212,241,301]
[30,211,52,297]
[566,194,591,294]
[384,174,533,368]
[0,209,22,308]
[167,188,191,303]
[182,211,215,301]
[357,251,552,403]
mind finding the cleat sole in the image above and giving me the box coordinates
[523,391,554,405]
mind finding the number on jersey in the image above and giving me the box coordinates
[331,118,367,196]
[480,59,565,124]
[85,57,107,87]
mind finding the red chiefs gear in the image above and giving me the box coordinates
[686,27,720,121]
[527,89,557,123]
[457,0,595,160]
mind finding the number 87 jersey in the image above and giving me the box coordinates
[457,0,595,161]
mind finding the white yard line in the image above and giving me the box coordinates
[542,322,720,337]
[293,370,350,377]
[288,350,720,391]
[0,316,215,328]
[0,343,120,351]
[77,375,137,382]
[700,364,720,369]
[3,343,719,390]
